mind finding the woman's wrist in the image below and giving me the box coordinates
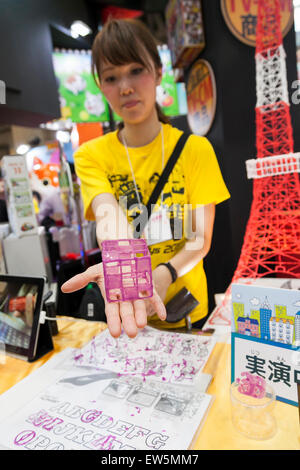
[155,262,176,286]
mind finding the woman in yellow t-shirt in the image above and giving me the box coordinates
[62,19,230,338]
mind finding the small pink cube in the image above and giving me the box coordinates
[102,239,153,302]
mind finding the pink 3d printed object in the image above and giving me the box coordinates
[102,239,153,303]
[236,372,266,399]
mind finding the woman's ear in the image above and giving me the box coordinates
[156,67,163,86]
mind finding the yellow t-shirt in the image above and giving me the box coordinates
[74,123,230,328]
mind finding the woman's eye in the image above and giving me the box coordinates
[131,67,143,75]
[104,76,116,83]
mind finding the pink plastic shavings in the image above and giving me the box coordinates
[236,372,266,398]
[102,239,153,302]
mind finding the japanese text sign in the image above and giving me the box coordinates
[231,278,300,406]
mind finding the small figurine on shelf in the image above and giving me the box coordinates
[165,0,205,69]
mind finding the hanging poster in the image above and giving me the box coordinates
[2,156,38,237]
[220,0,294,47]
[52,50,110,123]
[165,0,205,69]
[176,83,188,115]
[157,46,180,117]
[186,59,216,136]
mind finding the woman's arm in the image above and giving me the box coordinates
[91,192,134,247]
[151,204,216,302]
[170,203,215,276]
[62,192,166,338]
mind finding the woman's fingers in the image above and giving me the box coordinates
[105,298,147,338]
[61,264,104,293]
[105,302,122,338]
[132,299,147,329]
[148,290,167,321]
[60,262,166,337]
[119,301,138,338]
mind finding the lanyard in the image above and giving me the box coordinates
[121,124,165,211]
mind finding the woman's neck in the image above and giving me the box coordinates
[119,110,162,148]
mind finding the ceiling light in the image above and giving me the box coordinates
[70,20,92,38]
[70,29,79,39]
[56,130,70,144]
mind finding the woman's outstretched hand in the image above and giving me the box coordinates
[61,263,167,338]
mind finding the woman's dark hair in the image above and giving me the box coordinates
[91,18,170,127]
[32,190,41,203]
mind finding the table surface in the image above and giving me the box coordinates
[0,317,299,450]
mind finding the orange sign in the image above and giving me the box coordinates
[221,0,294,47]
[186,60,217,136]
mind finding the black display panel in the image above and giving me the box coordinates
[0,275,51,361]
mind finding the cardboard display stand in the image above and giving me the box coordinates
[231,278,300,406]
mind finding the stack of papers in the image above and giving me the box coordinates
[0,327,216,450]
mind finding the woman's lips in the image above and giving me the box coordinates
[123,100,140,109]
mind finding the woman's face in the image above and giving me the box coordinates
[99,58,162,125]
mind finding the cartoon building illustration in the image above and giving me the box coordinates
[232,302,244,318]
[270,317,276,342]
[237,315,259,337]
[285,320,293,345]
[270,317,294,345]
[259,297,272,340]
[233,288,299,345]
[295,311,300,345]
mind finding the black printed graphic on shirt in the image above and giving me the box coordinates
[108,173,143,218]
[149,172,160,185]
[107,162,186,241]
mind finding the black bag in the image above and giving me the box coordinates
[134,132,191,238]
[56,258,86,317]
[165,287,199,324]
[144,133,198,325]
[78,283,106,322]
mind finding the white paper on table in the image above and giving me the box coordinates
[71,326,216,387]
[0,345,213,450]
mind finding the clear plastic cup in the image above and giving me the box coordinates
[230,381,277,440]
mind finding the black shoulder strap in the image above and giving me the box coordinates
[134,132,191,238]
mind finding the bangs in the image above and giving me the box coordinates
[98,35,151,70]
[92,19,161,82]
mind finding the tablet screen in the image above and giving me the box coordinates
[0,275,45,359]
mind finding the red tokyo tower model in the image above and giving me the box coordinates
[208,0,300,327]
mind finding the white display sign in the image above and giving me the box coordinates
[232,333,300,406]
[231,278,300,406]
[2,156,38,237]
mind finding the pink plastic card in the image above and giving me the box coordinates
[102,239,153,303]
[236,372,266,399]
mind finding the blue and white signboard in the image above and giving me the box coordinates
[231,278,300,406]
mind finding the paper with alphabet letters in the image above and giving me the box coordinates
[0,328,214,450]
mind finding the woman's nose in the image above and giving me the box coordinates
[119,77,134,96]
